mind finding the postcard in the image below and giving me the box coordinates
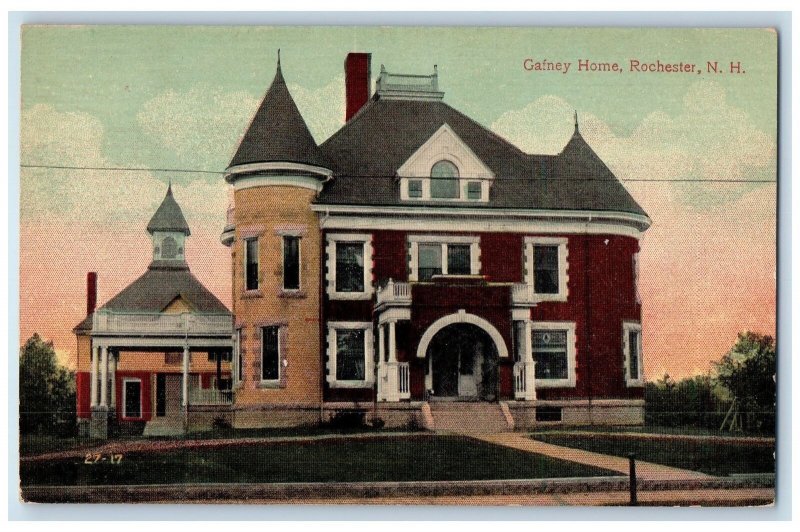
[18,25,777,506]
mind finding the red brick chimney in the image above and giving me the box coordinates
[345,52,371,121]
[86,272,97,316]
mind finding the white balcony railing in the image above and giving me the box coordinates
[398,362,411,399]
[189,386,233,406]
[512,283,536,306]
[92,310,233,337]
[376,279,412,308]
[378,361,411,401]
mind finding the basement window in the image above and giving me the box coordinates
[535,406,562,422]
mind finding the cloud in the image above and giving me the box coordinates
[288,74,346,144]
[490,80,776,207]
[21,103,228,228]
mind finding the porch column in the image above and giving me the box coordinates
[110,351,117,408]
[378,324,385,363]
[182,344,190,406]
[388,321,397,363]
[524,320,536,400]
[99,346,109,407]
[90,344,99,407]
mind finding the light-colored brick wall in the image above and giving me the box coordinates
[231,185,322,406]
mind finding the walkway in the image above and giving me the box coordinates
[474,433,711,481]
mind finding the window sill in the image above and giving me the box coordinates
[257,381,281,389]
[625,380,644,388]
[328,380,374,389]
[241,289,263,299]
[278,289,306,299]
[328,291,373,301]
[532,293,568,303]
[534,379,576,388]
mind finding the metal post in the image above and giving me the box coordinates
[182,345,190,406]
[628,452,638,506]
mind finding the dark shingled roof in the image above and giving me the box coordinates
[229,62,324,169]
[146,184,191,235]
[316,97,647,217]
[99,263,229,314]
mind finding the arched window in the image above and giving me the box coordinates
[430,160,459,199]
[161,236,178,259]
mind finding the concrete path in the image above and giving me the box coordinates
[474,433,711,481]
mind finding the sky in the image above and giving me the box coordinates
[18,26,777,379]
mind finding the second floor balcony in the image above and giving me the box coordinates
[92,310,233,337]
[376,278,539,309]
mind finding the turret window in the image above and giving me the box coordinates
[282,236,301,291]
[244,238,259,291]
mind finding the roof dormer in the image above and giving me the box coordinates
[397,123,495,202]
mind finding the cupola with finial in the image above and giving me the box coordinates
[147,182,191,266]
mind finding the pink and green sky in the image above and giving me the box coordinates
[19,26,776,379]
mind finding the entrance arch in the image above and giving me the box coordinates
[427,323,499,400]
[416,310,509,359]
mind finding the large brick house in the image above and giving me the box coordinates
[220,52,650,431]
[76,51,650,436]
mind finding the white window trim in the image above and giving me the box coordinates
[408,235,481,281]
[532,321,577,388]
[121,378,142,419]
[243,236,259,292]
[397,124,494,203]
[633,252,642,304]
[623,321,644,387]
[326,321,375,388]
[281,234,302,292]
[326,233,374,300]
[260,325,282,385]
[524,236,569,302]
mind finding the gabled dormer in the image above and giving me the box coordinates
[147,183,190,265]
[397,123,495,202]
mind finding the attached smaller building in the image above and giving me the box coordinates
[74,185,233,438]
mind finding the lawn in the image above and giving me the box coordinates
[533,433,774,476]
[531,424,774,438]
[20,435,618,486]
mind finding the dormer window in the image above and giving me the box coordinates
[430,160,459,199]
[397,124,494,203]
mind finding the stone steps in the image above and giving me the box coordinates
[428,402,512,433]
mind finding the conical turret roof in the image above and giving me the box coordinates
[228,57,325,169]
[146,183,191,235]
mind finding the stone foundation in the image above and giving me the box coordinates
[232,404,322,429]
[89,406,109,439]
[507,399,645,429]
[322,402,424,430]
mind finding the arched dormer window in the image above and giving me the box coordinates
[161,236,178,259]
[430,160,459,199]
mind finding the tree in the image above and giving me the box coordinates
[19,334,76,435]
[714,331,776,432]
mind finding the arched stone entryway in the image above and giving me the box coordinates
[416,311,508,401]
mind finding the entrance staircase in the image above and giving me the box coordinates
[427,401,513,433]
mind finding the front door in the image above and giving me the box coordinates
[428,323,498,400]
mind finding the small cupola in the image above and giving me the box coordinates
[147,183,190,264]
[375,64,444,101]
[225,51,331,186]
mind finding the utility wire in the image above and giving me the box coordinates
[19,164,777,183]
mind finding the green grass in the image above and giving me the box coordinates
[533,434,774,476]
[20,435,95,457]
[20,435,618,486]
[531,424,774,438]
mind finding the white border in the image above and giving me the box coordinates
[531,321,577,388]
[326,321,375,388]
[325,233,374,300]
[524,236,569,302]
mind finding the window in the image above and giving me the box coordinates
[326,322,374,387]
[532,322,576,387]
[409,236,480,281]
[327,234,373,300]
[283,236,301,290]
[161,236,178,259]
[208,351,233,362]
[466,181,482,200]
[447,244,471,275]
[336,242,365,292]
[123,379,142,418]
[261,326,280,382]
[534,245,559,294]
[418,243,443,281]
[408,179,423,198]
[524,237,568,301]
[623,322,643,386]
[430,160,459,199]
[244,238,259,291]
